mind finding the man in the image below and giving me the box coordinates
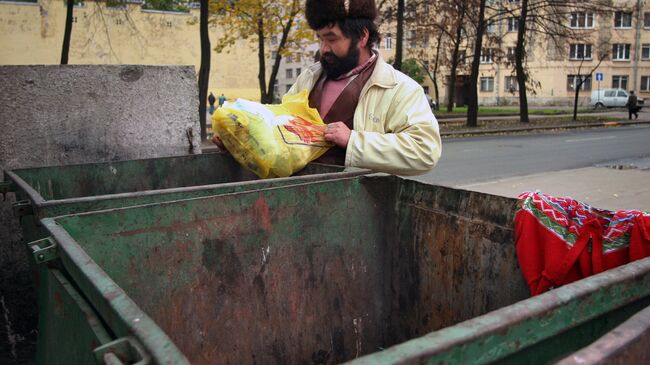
[626,90,639,120]
[218,93,227,107]
[286,0,441,176]
[208,92,216,114]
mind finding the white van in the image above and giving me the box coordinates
[590,88,644,108]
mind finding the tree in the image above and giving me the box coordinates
[401,58,425,83]
[198,0,210,140]
[503,0,622,123]
[571,50,608,121]
[467,0,487,128]
[514,0,530,123]
[445,1,468,112]
[211,0,314,103]
[393,0,404,71]
[61,0,74,64]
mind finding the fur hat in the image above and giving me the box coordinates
[305,0,379,30]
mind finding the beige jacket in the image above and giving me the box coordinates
[286,56,441,176]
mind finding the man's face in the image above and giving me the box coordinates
[316,24,360,79]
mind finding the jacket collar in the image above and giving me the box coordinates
[306,50,398,90]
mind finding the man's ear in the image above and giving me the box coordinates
[358,28,370,49]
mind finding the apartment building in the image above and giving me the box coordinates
[0,0,262,100]
[478,2,650,106]
[379,1,650,106]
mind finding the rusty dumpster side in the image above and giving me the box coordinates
[29,175,650,364]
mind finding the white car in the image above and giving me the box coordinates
[591,88,644,109]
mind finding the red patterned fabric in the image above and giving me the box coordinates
[515,191,650,296]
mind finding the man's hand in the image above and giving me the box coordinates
[324,122,351,148]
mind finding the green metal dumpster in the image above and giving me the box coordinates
[30,175,650,364]
[3,152,368,243]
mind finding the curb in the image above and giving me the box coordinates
[441,120,650,138]
[436,111,603,121]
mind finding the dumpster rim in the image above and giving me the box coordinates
[6,162,371,210]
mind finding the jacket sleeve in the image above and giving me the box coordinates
[344,83,442,176]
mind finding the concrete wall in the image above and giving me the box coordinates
[0,64,200,364]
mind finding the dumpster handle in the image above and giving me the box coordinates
[27,237,58,264]
[94,336,152,365]
[0,180,15,201]
[12,200,33,218]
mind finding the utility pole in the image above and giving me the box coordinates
[633,0,643,91]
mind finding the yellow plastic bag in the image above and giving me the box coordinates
[212,90,332,178]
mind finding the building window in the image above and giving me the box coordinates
[645,12,650,28]
[480,48,494,63]
[506,47,516,63]
[642,44,650,60]
[613,44,631,60]
[570,12,594,28]
[286,68,293,79]
[271,51,277,60]
[612,75,629,90]
[480,77,494,92]
[569,44,592,60]
[505,76,518,92]
[507,17,518,32]
[285,84,292,93]
[407,30,417,49]
[271,36,278,45]
[486,22,497,34]
[641,76,650,91]
[567,75,592,91]
[614,11,633,28]
[421,32,430,48]
[295,67,301,76]
[385,33,392,49]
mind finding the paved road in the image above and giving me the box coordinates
[413,124,650,187]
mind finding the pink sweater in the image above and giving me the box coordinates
[319,53,377,118]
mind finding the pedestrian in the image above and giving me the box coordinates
[284,0,441,176]
[208,92,216,115]
[218,93,226,107]
[626,90,639,120]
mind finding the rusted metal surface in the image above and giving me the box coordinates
[43,176,389,364]
[35,175,650,364]
[387,179,526,345]
[556,303,650,365]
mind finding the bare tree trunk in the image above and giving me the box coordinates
[61,0,74,64]
[573,56,605,120]
[265,13,295,104]
[515,0,529,123]
[257,16,270,103]
[198,0,211,141]
[393,0,404,71]
[433,32,443,110]
[446,3,466,112]
[467,0,487,128]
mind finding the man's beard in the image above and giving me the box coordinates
[320,43,360,79]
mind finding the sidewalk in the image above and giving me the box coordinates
[459,159,650,211]
[438,109,650,137]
